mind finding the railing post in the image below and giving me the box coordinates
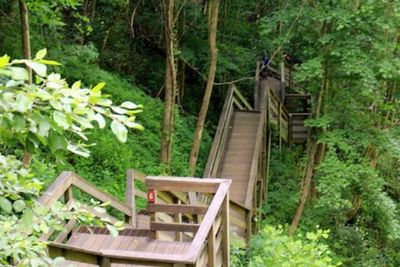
[278,103,282,150]
[222,193,230,267]
[288,114,293,146]
[207,222,216,266]
[175,198,183,241]
[64,186,73,203]
[126,169,136,227]
[99,257,111,267]
[254,61,261,110]
[246,210,252,244]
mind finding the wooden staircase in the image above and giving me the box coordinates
[40,61,312,267]
[219,111,260,204]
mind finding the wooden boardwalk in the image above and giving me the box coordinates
[41,61,310,266]
[219,111,260,204]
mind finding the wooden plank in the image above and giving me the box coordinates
[207,223,216,267]
[233,98,244,110]
[79,203,119,224]
[222,193,229,267]
[150,222,200,233]
[147,203,208,215]
[244,109,264,208]
[232,85,253,110]
[203,86,235,178]
[39,172,74,206]
[146,177,221,193]
[72,174,132,217]
[125,169,136,227]
[102,250,195,265]
[54,219,76,243]
[230,214,246,229]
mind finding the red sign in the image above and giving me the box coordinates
[147,189,156,203]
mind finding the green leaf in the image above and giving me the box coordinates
[48,131,67,152]
[21,208,33,226]
[72,80,81,90]
[35,48,47,60]
[120,101,140,109]
[15,94,32,112]
[111,120,128,142]
[10,67,29,80]
[93,113,106,128]
[67,143,90,157]
[91,82,106,96]
[0,54,10,68]
[52,257,65,265]
[0,196,12,213]
[125,121,144,130]
[13,114,26,132]
[13,199,26,212]
[53,111,70,129]
[37,59,62,66]
[26,61,47,77]
[106,224,119,238]
[72,115,93,129]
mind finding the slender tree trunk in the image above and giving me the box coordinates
[18,0,32,167]
[288,77,327,235]
[188,0,220,175]
[160,0,177,167]
[18,0,31,81]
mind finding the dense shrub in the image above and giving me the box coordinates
[249,225,340,267]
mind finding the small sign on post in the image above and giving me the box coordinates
[147,189,156,203]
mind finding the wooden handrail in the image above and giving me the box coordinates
[204,85,253,178]
[245,108,266,208]
[187,179,231,261]
[39,172,133,219]
[203,86,234,178]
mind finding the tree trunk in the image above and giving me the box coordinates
[160,0,178,167]
[188,0,220,175]
[18,0,32,167]
[288,77,327,235]
[18,0,31,81]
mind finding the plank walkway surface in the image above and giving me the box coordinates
[219,111,260,204]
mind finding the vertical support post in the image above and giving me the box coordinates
[288,114,293,146]
[280,62,286,102]
[222,193,230,267]
[175,198,183,241]
[254,61,261,110]
[64,186,73,203]
[278,103,282,150]
[246,210,252,244]
[99,257,111,267]
[207,222,216,267]
[126,169,137,227]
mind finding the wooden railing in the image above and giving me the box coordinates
[45,175,231,267]
[38,171,137,242]
[203,85,253,179]
[267,87,291,144]
[202,85,254,243]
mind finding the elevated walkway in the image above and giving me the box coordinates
[41,61,311,266]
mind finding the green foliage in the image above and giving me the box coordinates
[50,45,212,202]
[0,52,137,265]
[0,51,143,159]
[249,225,340,267]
